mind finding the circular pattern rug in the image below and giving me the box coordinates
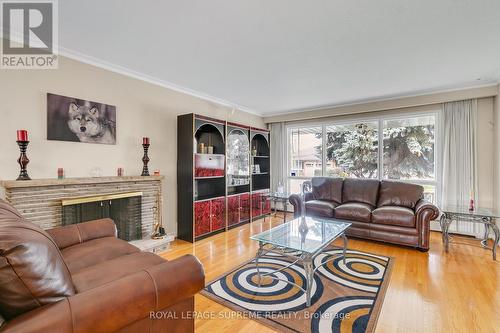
[311,296,375,333]
[314,250,389,293]
[206,257,324,313]
[202,248,393,333]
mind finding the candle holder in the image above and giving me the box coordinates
[141,143,150,176]
[16,140,31,181]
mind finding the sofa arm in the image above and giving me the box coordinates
[46,218,117,249]
[415,199,440,250]
[289,187,314,218]
[0,255,205,333]
[415,199,440,218]
[289,195,309,217]
[289,194,303,218]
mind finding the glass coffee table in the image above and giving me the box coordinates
[250,216,351,306]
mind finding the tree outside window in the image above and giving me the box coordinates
[383,116,435,180]
[322,122,379,178]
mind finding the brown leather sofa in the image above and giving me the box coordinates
[0,199,205,333]
[289,178,439,251]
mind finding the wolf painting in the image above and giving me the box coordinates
[47,93,116,145]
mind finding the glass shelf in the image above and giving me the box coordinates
[195,153,225,157]
[226,129,250,187]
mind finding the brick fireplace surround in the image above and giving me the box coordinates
[0,176,173,251]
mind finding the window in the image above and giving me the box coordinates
[382,115,436,202]
[326,122,379,178]
[286,113,439,204]
[289,127,322,178]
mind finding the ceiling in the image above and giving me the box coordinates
[59,1,500,115]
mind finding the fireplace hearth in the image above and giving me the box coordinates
[62,192,142,241]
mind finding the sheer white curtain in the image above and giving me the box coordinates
[270,122,286,193]
[439,99,481,236]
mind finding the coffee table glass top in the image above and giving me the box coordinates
[250,216,351,254]
[440,205,500,218]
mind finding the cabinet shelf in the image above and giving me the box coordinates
[194,153,225,157]
[194,194,225,202]
[195,175,225,180]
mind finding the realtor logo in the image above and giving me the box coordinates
[1,0,58,69]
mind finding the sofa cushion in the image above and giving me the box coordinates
[47,219,117,250]
[372,206,415,228]
[0,200,75,320]
[62,237,140,274]
[311,177,343,204]
[377,181,423,209]
[334,202,373,223]
[342,178,380,206]
[71,252,167,292]
[305,200,337,218]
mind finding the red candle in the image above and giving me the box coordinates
[17,130,28,141]
[143,137,150,145]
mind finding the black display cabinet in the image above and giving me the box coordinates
[177,114,270,242]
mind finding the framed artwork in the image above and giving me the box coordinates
[47,93,116,144]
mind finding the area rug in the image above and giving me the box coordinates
[201,248,393,333]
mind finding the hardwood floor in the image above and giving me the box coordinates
[160,215,500,333]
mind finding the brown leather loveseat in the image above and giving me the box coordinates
[289,178,439,251]
[0,199,205,333]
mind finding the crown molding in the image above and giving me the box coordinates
[3,33,499,119]
[264,82,499,123]
[1,32,263,116]
[57,47,264,117]
[264,82,499,117]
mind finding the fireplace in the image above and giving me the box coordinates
[62,192,143,241]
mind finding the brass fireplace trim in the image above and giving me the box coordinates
[61,192,143,206]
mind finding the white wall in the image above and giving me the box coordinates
[495,85,500,218]
[0,56,265,235]
[477,98,495,210]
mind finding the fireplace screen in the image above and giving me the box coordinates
[62,192,142,241]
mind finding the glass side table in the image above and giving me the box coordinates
[262,192,292,222]
[440,205,500,260]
